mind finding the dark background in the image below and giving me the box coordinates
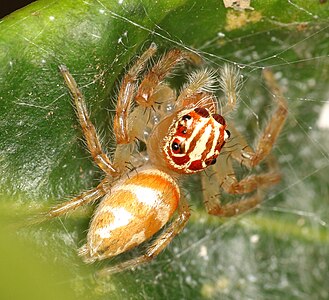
[1,0,36,19]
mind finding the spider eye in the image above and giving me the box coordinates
[171,141,180,152]
[213,114,225,125]
[177,124,188,135]
[225,130,231,139]
[194,107,209,118]
[182,114,191,121]
[171,138,186,154]
[205,158,217,166]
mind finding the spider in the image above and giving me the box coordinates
[42,42,287,276]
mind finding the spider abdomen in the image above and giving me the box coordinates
[79,168,180,262]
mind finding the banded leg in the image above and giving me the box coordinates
[60,66,118,177]
[97,195,191,276]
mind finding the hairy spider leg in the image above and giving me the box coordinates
[114,42,157,145]
[201,67,287,217]
[59,65,119,177]
[201,154,280,216]
[44,178,110,218]
[230,68,288,168]
[30,177,110,223]
[135,48,201,107]
[113,45,201,170]
[35,64,121,223]
[219,64,242,115]
[175,69,219,112]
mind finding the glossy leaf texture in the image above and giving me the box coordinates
[1,0,329,299]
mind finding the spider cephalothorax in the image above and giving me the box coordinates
[162,107,230,173]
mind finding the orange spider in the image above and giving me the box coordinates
[42,43,287,276]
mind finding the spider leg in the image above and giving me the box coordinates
[113,45,200,170]
[113,42,157,145]
[96,195,190,276]
[220,157,281,195]
[176,69,219,112]
[248,69,288,166]
[112,43,162,172]
[201,68,286,218]
[60,66,118,177]
[135,48,201,108]
[174,65,240,113]
[229,69,288,168]
[219,64,242,115]
[208,191,264,217]
[201,154,280,217]
[30,177,110,225]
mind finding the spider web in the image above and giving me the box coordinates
[2,1,329,299]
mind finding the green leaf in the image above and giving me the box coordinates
[1,0,329,299]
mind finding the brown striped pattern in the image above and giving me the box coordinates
[164,108,227,173]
